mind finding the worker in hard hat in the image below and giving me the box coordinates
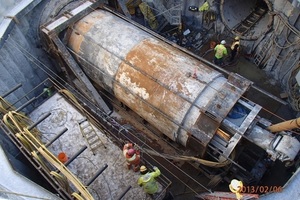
[138,165,161,196]
[123,142,140,172]
[214,40,228,66]
[229,179,243,200]
[230,36,241,62]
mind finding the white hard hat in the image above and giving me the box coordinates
[221,40,226,45]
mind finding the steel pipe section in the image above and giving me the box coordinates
[67,10,239,151]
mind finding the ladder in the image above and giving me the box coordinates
[152,0,181,25]
[78,118,106,155]
[170,0,182,25]
[234,7,267,35]
[254,37,271,66]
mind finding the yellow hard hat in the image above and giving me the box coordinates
[230,179,243,191]
[140,165,147,172]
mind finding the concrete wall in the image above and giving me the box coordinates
[0,0,54,112]
[0,0,22,24]
[180,0,299,94]
[263,0,300,95]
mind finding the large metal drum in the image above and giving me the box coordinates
[67,9,245,154]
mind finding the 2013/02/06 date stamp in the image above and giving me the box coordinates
[241,185,283,194]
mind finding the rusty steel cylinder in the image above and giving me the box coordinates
[67,10,233,150]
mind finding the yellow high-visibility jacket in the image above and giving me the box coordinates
[214,44,228,59]
[199,2,209,12]
[138,167,161,194]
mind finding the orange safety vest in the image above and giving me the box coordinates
[123,144,140,165]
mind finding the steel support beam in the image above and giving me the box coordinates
[51,35,111,114]
[1,83,22,98]
[86,164,108,186]
[117,0,132,19]
[40,0,111,114]
[40,0,104,36]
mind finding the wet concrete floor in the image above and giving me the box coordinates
[200,41,296,122]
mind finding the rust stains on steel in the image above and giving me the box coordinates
[114,37,218,142]
[67,10,232,148]
[69,11,105,54]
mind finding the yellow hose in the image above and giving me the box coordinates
[16,132,34,152]
[3,111,40,140]
[32,151,51,172]
[0,96,15,114]
[72,193,85,200]
[50,171,71,193]
[2,93,94,200]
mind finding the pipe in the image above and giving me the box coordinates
[86,164,108,186]
[45,128,68,147]
[2,83,22,98]
[15,97,36,112]
[216,129,230,141]
[268,117,300,132]
[55,146,88,173]
[116,186,132,200]
[28,112,51,131]
[64,146,87,167]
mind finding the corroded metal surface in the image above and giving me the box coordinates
[68,10,106,55]
[67,9,248,153]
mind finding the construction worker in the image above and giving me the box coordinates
[123,142,140,172]
[229,179,243,200]
[214,40,228,66]
[230,36,240,62]
[138,165,161,196]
